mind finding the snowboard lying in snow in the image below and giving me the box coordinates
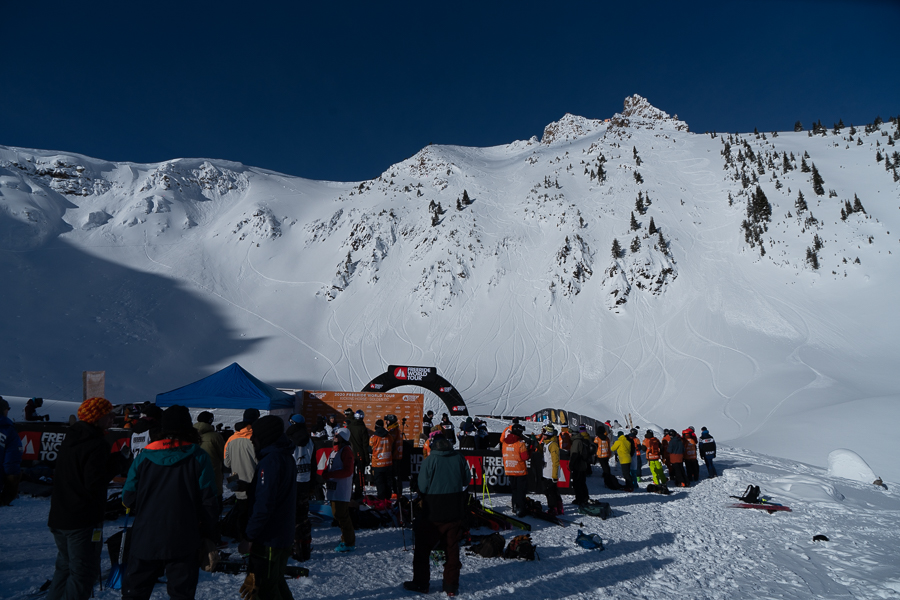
[726,502,792,513]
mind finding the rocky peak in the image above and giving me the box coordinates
[611,94,689,131]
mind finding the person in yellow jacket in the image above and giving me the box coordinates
[540,425,563,515]
[610,432,633,491]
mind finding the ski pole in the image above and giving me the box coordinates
[555,515,585,527]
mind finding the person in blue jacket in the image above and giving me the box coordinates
[238,415,297,600]
[122,405,218,600]
[0,396,23,506]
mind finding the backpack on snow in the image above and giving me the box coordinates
[577,499,613,520]
[467,532,506,558]
[503,534,538,561]
[646,483,672,495]
[603,472,622,490]
[732,485,761,504]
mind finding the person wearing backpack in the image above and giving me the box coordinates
[287,414,314,562]
[642,430,668,486]
[627,429,642,489]
[610,432,633,491]
[568,426,591,505]
[666,431,688,487]
[684,431,700,483]
[698,427,718,478]
[404,432,469,597]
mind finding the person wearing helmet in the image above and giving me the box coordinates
[593,428,612,478]
[369,419,394,499]
[684,428,700,483]
[610,431,633,492]
[643,430,667,486]
[540,424,564,515]
[287,414,314,561]
[384,414,404,498]
[502,423,531,516]
[348,410,369,500]
[698,427,717,478]
[324,428,355,552]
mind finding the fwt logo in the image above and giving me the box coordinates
[393,366,431,382]
[393,367,407,380]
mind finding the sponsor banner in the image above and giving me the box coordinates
[16,422,131,464]
[391,366,434,382]
[303,390,424,444]
[408,447,572,492]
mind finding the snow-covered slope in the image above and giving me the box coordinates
[2,95,899,479]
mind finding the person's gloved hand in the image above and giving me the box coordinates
[239,573,257,600]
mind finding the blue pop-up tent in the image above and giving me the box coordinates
[155,362,294,410]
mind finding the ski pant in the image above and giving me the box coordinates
[123,554,199,600]
[47,526,102,600]
[648,460,668,485]
[412,519,462,594]
[598,457,611,477]
[293,481,312,561]
[619,462,632,488]
[570,471,589,504]
[232,497,252,542]
[331,501,355,547]
[685,459,700,482]
[670,461,688,487]
[249,545,294,600]
[704,455,718,478]
[373,466,394,500]
[543,479,563,515]
[352,459,366,500]
[630,455,642,487]
[509,475,528,514]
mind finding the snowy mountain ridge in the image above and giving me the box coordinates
[2,95,899,480]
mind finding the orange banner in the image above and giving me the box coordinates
[303,390,424,445]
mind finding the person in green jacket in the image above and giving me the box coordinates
[610,432,633,491]
[404,433,470,597]
[194,412,225,499]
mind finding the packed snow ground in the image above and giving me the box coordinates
[3,447,899,600]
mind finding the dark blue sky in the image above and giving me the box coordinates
[2,0,897,183]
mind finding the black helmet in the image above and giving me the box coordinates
[385,414,398,425]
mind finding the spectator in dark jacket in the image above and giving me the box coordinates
[0,396,23,506]
[348,410,369,500]
[47,397,118,600]
[239,415,297,600]
[194,411,225,498]
[122,405,218,600]
[404,434,469,597]
[568,428,592,504]
[25,397,50,421]
[698,427,718,478]
[286,414,314,562]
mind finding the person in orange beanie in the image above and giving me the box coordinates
[47,397,119,600]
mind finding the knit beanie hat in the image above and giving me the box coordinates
[161,405,193,433]
[197,411,215,425]
[334,427,350,442]
[242,408,260,425]
[78,397,113,424]
[0,396,9,411]
[252,415,284,449]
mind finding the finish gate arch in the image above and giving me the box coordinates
[361,365,469,416]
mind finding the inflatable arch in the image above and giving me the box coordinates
[361,366,469,416]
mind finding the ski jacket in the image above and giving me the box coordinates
[287,424,314,484]
[24,400,44,421]
[246,435,297,549]
[123,439,218,560]
[502,435,529,476]
[388,422,404,461]
[0,415,22,479]
[324,443,354,502]
[418,438,469,522]
[558,431,572,452]
[568,435,591,473]
[698,432,717,459]
[594,436,610,459]
[370,426,394,469]
[541,437,560,481]
[440,420,456,446]
[685,437,698,461]
[348,419,370,466]
[643,437,661,461]
[667,435,684,463]
[611,435,633,464]
[48,421,118,530]
[194,421,225,495]
[661,434,671,461]
[224,426,257,499]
